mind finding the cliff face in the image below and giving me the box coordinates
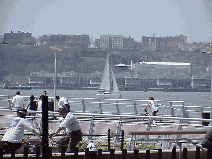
[0,44,210,82]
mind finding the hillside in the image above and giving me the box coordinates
[0,44,210,81]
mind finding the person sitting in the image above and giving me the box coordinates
[0,108,42,154]
[145,96,158,116]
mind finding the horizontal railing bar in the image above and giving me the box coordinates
[128,130,207,135]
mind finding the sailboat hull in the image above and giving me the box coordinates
[92,92,121,99]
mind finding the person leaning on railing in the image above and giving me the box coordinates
[0,108,42,154]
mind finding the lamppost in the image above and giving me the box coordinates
[49,46,63,111]
[202,47,212,125]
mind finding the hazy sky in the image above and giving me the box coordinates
[0,0,212,43]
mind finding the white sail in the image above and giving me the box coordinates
[111,67,119,93]
[99,55,110,91]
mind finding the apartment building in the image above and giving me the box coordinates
[99,35,112,48]
[142,35,187,52]
[112,35,123,49]
[40,34,90,48]
[123,36,140,50]
[3,31,34,45]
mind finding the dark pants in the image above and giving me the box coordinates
[56,130,82,152]
[152,110,158,116]
[202,128,212,148]
[0,141,22,154]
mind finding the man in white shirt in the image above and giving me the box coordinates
[56,96,70,112]
[0,108,42,154]
[11,91,25,110]
[50,105,82,152]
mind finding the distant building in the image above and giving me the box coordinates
[99,35,112,48]
[112,35,123,49]
[29,71,101,88]
[97,34,141,50]
[142,35,187,52]
[3,31,35,45]
[0,35,3,43]
[123,36,140,50]
[134,61,190,76]
[39,34,90,48]
[142,36,156,51]
[191,74,210,90]
[94,38,100,48]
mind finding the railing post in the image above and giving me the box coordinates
[89,116,95,135]
[110,149,115,159]
[36,146,40,159]
[134,101,137,115]
[85,148,89,159]
[23,145,28,159]
[196,146,200,159]
[134,149,139,159]
[170,102,174,117]
[116,101,120,115]
[48,147,52,159]
[207,146,211,159]
[74,147,79,159]
[146,149,150,159]
[158,149,162,159]
[182,102,188,118]
[82,99,86,113]
[42,96,49,159]
[183,147,187,159]
[122,149,127,159]
[98,149,102,159]
[121,130,124,151]
[8,96,11,109]
[99,101,103,114]
[60,146,67,159]
[172,146,176,159]
[108,129,111,151]
[0,148,3,159]
[11,143,15,159]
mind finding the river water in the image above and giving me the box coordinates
[0,89,211,118]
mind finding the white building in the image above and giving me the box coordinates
[134,62,190,76]
[99,34,123,49]
[112,35,123,49]
[100,35,111,48]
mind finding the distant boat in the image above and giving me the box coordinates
[93,54,121,99]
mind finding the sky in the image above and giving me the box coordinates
[0,0,212,43]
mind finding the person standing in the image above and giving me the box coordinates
[43,91,47,96]
[50,105,82,152]
[0,108,42,154]
[26,95,38,128]
[56,96,70,112]
[26,95,37,113]
[145,96,158,116]
[11,91,25,110]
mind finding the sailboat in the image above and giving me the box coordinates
[93,55,121,98]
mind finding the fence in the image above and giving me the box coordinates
[1,146,212,159]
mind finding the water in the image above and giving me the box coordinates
[0,89,211,118]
